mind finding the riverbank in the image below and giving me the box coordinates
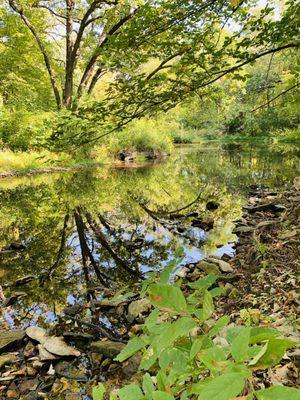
[0,149,169,179]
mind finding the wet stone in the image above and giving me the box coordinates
[90,340,125,359]
[127,298,152,323]
[26,326,48,344]
[0,353,17,368]
[0,330,25,353]
[54,361,88,382]
[198,261,220,276]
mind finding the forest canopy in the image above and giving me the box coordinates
[0,0,299,149]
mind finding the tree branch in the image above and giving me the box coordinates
[76,8,138,99]
[8,0,61,109]
[251,82,300,113]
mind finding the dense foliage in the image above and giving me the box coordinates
[0,0,299,151]
[92,258,298,400]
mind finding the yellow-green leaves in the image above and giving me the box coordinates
[153,392,175,400]
[192,372,247,400]
[231,327,250,362]
[255,386,300,400]
[251,338,296,369]
[148,283,187,313]
[118,384,145,400]
[142,373,154,398]
[115,336,149,362]
[201,290,214,322]
[92,383,106,400]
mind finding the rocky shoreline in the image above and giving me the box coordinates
[0,181,299,399]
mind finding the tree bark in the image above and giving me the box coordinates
[63,0,75,108]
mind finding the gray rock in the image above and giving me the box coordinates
[198,261,220,275]
[122,353,142,377]
[0,353,17,368]
[0,330,25,353]
[127,298,152,323]
[54,361,88,382]
[38,344,58,361]
[90,340,125,359]
[43,337,80,357]
[26,326,48,344]
[206,257,233,273]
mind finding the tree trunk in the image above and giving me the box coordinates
[63,0,75,108]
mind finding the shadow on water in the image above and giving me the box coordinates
[0,141,299,333]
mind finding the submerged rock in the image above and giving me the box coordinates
[198,261,220,275]
[3,292,27,307]
[54,361,88,382]
[90,340,125,358]
[0,330,25,353]
[118,150,137,162]
[26,326,48,344]
[0,353,17,368]
[38,344,58,361]
[206,257,233,273]
[127,298,152,323]
[244,202,286,214]
[43,337,80,357]
[63,332,94,343]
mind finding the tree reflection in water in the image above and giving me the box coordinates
[0,141,298,333]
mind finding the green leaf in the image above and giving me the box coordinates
[118,384,145,400]
[115,336,148,362]
[198,346,227,371]
[156,370,167,391]
[208,316,230,337]
[193,372,246,400]
[256,386,300,400]
[180,391,188,400]
[142,373,154,398]
[201,290,214,322]
[93,383,106,400]
[249,327,280,344]
[190,337,204,359]
[140,350,158,371]
[153,392,175,400]
[160,260,178,285]
[152,317,197,353]
[188,274,217,291]
[209,287,225,298]
[231,327,250,362]
[253,338,296,368]
[148,284,187,313]
[248,342,268,366]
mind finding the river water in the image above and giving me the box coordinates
[0,141,299,331]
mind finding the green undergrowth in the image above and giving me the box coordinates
[92,252,300,400]
[0,148,102,175]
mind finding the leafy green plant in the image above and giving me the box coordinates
[92,267,299,400]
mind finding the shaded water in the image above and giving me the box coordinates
[0,141,299,331]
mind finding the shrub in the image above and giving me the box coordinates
[92,255,299,400]
[0,110,54,151]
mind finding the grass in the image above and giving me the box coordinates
[0,149,82,175]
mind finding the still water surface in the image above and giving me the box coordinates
[0,141,299,330]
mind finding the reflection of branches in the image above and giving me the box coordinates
[48,214,70,279]
[74,208,110,287]
[140,190,203,218]
[74,209,93,300]
[85,211,142,278]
